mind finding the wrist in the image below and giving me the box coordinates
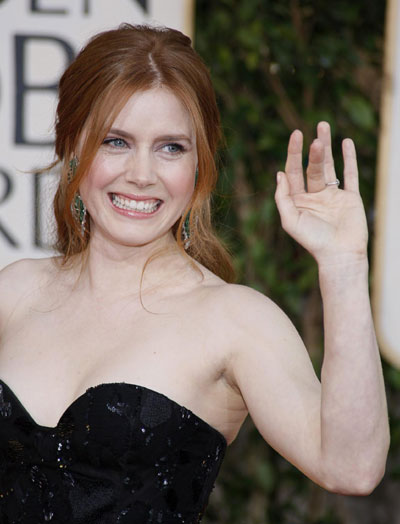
[317,252,369,273]
[318,255,369,289]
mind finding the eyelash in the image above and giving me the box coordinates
[163,143,185,154]
[102,138,186,154]
[103,137,127,148]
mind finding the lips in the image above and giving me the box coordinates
[109,193,162,214]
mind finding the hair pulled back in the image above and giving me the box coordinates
[53,24,234,282]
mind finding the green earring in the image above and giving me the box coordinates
[74,194,87,235]
[183,212,191,249]
[68,156,79,183]
[181,167,198,249]
[68,156,87,235]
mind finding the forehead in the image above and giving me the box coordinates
[111,87,195,137]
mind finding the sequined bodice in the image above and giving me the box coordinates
[0,380,226,523]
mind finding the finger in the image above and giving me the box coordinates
[306,139,326,193]
[285,130,305,195]
[317,121,336,183]
[275,171,300,234]
[342,138,359,192]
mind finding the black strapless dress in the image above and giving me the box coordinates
[0,380,227,523]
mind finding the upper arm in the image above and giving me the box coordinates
[225,284,324,483]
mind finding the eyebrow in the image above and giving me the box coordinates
[108,128,193,143]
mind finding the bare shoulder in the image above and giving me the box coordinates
[0,257,61,330]
[203,278,297,339]
[189,264,301,356]
[196,277,311,389]
[0,256,59,287]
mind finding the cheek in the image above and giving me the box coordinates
[80,157,112,194]
[165,157,197,198]
[165,171,196,202]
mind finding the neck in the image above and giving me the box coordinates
[70,230,197,301]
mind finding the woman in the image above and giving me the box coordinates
[0,24,389,523]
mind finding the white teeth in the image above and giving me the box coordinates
[111,194,160,213]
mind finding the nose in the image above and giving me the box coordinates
[124,150,157,187]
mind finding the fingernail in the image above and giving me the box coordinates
[277,172,282,183]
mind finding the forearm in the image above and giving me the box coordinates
[318,256,389,493]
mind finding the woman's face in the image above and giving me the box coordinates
[79,86,198,250]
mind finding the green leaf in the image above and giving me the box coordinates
[342,94,375,130]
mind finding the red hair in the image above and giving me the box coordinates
[52,24,235,282]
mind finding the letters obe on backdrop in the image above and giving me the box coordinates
[0,0,194,268]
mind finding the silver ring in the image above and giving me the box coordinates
[326,178,340,187]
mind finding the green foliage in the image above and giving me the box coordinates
[194,1,395,523]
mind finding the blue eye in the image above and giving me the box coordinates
[163,143,184,154]
[103,137,127,148]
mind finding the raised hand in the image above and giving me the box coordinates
[275,122,368,267]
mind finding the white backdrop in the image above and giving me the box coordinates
[373,0,400,368]
[0,0,194,268]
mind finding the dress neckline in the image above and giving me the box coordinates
[0,378,228,446]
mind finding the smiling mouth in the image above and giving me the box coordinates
[110,193,162,214]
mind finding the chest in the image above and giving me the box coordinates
[0,293,233,421]
[1,293,224,373]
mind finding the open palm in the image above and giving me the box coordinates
[275,122,368,266]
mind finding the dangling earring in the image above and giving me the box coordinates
[182,212,191,250]
[182,167,199,249]
[68,156,87,235]
[182,167,198,249]
[74,194,87,235]
[68,156,79,183]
